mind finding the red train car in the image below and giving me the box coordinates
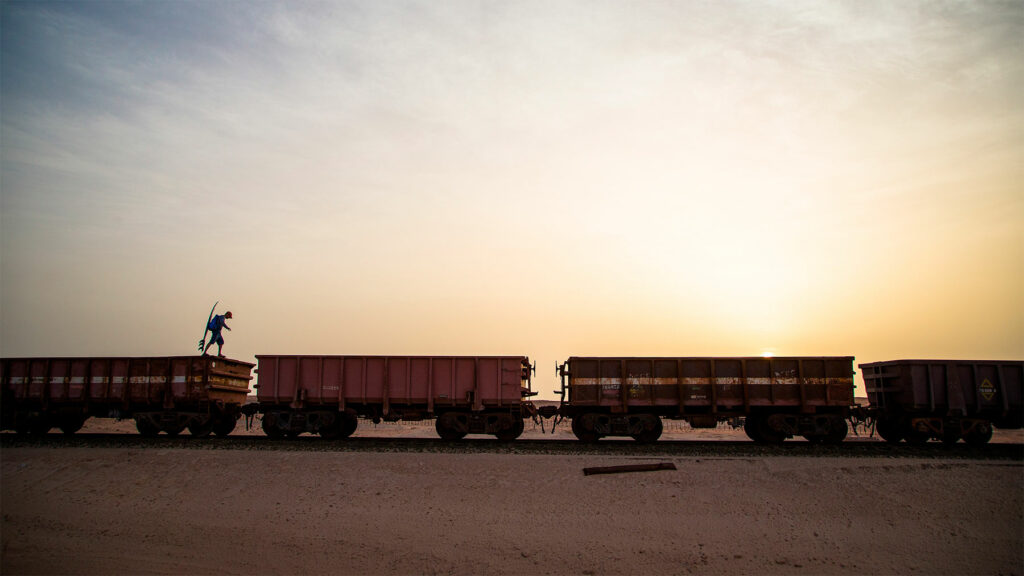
[860,359,1024,444]
[555,356,855,443]
[253,355,536,440]
[0,356,253,436]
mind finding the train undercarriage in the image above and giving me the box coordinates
[254,406,528,441]
[561,410,850,444]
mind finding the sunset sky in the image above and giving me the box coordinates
[2,1,1021,398]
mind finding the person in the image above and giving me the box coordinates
[203,311,233,357]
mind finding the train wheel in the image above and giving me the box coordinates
[164,423,186,437]
[59,416,86,436]
[631,415,662,443]
[803,434,823,444]
[14,419,32,436]
[261,415,284,439]
[494,416,524,441]
[755,415,786,445]
[24,415,52,436]
[875,416,904,444]
[188,418,215,438]
[903,427,930,445]
[436,413,468,441]
[213,416,237,437]
[901,418,931,444]
[904,432,929,445]
[571,414,600,443]
[821,416,848,445]
[318,415,343,440]
[963,422,993,446]
[744,416,764,443]
[341,410,359,438]
[136,418,160,437]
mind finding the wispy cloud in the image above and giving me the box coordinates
[2,1,1021,375]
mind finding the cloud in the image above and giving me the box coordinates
[2,0,1021,369]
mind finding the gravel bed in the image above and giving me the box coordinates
[2,433,1021,460]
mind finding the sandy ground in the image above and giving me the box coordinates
[2,443,1022,575]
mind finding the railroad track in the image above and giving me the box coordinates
[2,433,1022,459]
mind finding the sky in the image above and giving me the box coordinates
[1,0,1021,399]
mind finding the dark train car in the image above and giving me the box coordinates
[0,356,254,436]
[860,359,1024,445]
[554,356,855,443]
[253,355,536,440]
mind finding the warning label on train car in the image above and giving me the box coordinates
[979,379,996,401]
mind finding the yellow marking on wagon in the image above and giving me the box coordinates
[980,378,996,401]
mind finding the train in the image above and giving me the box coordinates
[2,354,1021,445]
[0,356,253,436]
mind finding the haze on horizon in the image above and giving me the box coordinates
[2,1,1022,398]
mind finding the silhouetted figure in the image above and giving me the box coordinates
[203,311,233,357]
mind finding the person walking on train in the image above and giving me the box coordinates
[203,311,233,357]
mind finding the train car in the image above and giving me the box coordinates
[252,355,537,440]
[553,356,855,443]
[0,356,254,436]
[860,359,1024,445]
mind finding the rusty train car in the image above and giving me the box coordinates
[860,359,1024,445]
[250,355,537,440]
[547,356,856,444]
[2,352,1021,446]
[0,356,253,436]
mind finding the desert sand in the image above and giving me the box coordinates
[2,426,1022,575]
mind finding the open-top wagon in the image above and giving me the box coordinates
[1,356,253,436]
[251,355,537,440]
[549,356,855,444]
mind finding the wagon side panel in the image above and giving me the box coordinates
[409,357,431,405]
[255,356,286,404]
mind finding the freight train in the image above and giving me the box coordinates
[2,354,1021,445]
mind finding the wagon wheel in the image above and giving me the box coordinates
[261,415,284,439]
[755,414,786,445]
[59,416,86,436]
[743,416,764,443]
[803,434,823,445]
[188,417,215,438]
[435,419,463,441]
[136,418,160,437]
[963,422,993,446]
[630,415,663,443]
[494,416,524,442]
[940,427,961,446]
[340,410,359,438]
[436,413,468,441]
[571,414,600,443]
[902,423,930,445]
[213,416,237,437]
[164,423,186,437]
[318,416,343,440]
[875,416,904,444]
[821,416,848,445]
[14,420,32,436]
[25,415,52,436]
